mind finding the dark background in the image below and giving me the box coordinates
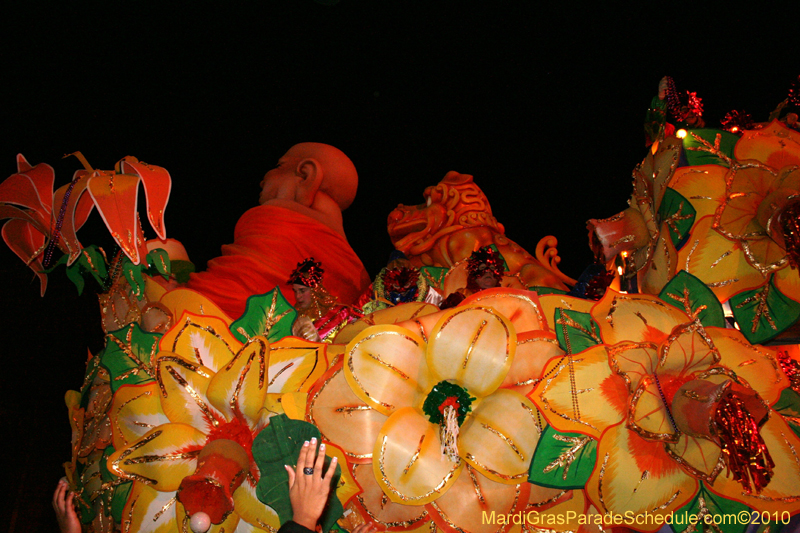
[1,2,796,531]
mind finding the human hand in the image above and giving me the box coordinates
[53,478,81,533]
[285,438,338,531]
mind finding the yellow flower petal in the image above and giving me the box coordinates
[110,383,170,451]
[232,479,281,531]
[665,434,722,481]
[461,389,541,483]
[607,341,659,393]
[351,463,430,528]
[734,120,800,169]
[267,336,328,394]
[428,306,515,398]
[707,328,788,404]
[719,165,778,238]
[524,489,588,532]
[307,363,388,462]
[670,165,727,220]
[592,290,689,347]
[628,376,677,442]
[159,287,233,323]
[428,465,528,533]
[159,312,241,373]
[156,353,222,432]
[120,482,180,533]
[678,216,766,301]
[207,336,269,429]
[637,227,677,296]
[658,322,718,376]
[374,407,463,505]
[108,423,205,491]
[533,345,624,439]
[538,294,594,334]
[346,325,428,415]
[586,424,697,532]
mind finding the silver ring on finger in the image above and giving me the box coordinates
[303,467,314,475]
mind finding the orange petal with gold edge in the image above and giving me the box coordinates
[427,306,515,398]
[461,288,546,333]
[351,463,430,529]
[374,407,463,505]
[427,465,529,533]
[267,336,328,394]
[677,216,765,301]
[109,382,170,451]
[159,312,241,373]
[345,325,428,415]
[592,290,689,347]
[532,345,624,439]
[307,363,388,463]
[460,389,541,484]
[502,330,563,397]
[586,424,697,532]
[708,328,788,404]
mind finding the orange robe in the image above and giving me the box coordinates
[186,205,371,319]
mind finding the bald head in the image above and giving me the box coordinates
[282,143,358,210]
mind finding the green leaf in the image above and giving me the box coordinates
[682,129,739,167]
[528,425,597,489]
[659,270,725,328]
[46,245,108,294]
[773,388,800,439]
[529,286,568,296]
[553,308,600,353]
[171,259,195,284]
[66,261,86,294]
[100,324,160,392]
[253,415,343,533]
[419,266,447,289]
[671,481,750,533]
[145,248,171,280]
[730,276,800,344]
[98,446,133,523]
[658,188,696,248]
[231,287,297,343]
[122,260,147,301]
[80,351,105,409]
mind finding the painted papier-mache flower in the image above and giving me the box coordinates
[531,289,800,532]
[307,289,584,533]
[672,120,800,343]
[98,289,327,532]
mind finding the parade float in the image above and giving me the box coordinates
[2,80,800,533]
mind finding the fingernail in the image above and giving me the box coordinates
[311,437,317,444]
[303,440,309,446]
[320,443,325,450]
[332,456,338,463]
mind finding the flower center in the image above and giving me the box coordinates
[422,381,475,462]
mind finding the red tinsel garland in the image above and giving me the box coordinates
[713,394,774,494]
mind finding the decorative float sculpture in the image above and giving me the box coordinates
[2,82,800,533]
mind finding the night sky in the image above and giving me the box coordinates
[1,2,797,530]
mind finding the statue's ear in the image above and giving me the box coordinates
[294,158,323,207]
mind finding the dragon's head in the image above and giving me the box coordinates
[387,171,504,256]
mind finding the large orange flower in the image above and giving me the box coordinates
[532,290,800,532]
